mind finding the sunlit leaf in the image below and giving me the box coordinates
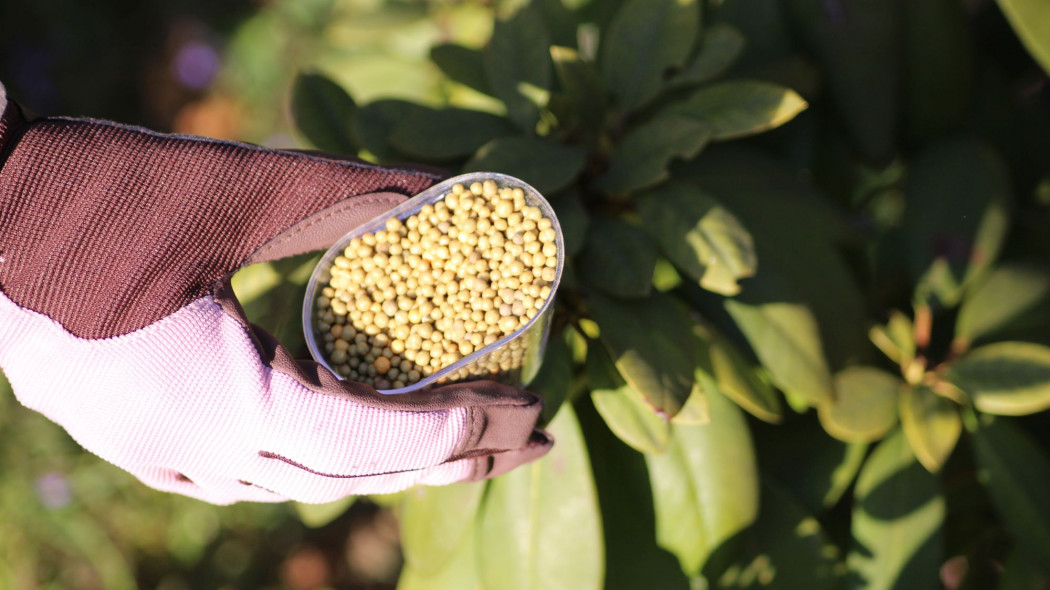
[899,385,961,473]
[291,72,358,154]
[389,107,515,161]
[639,182,756,296]
[400,482,485,575]
[948,342,1050,416]
[477,404,603,590]
[600,0,700,111]
[698,327,782,423]
[670,23,747,88]
[869,310,916,366]
[996,0,1050,77]
[292,496,355,528]
[578,217,658,298]
[597,116,711,196]
[955,265,1050,347]
[666,80,808,141]
[484,6,552,130]
[398,523,482,590]
[465,136,586,195]
[847,430,945,590]
[589,343,670,454]
[647,388,759,576]
[589,291,696,417]
[972,418,1050,565]
[819,367,900,443]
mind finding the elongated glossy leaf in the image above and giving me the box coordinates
[670,23,747,88]
[955,265,1050,346]
[600,0,700,111]
[484,6,551,130]
[578,217,658,298]
[996,0,1050,77]
[899,385,961,473]
[819,367,900,443]
[640,182,756,296]
[667,80,808,141]
[389,107,515,160]
[646,388,759,576]
[948,342,1050,416]
[588,291,696,417]
[589,343,670,454]
[904,139,1012,306]
[355,99,431,161]
[725,299,834,405]
[972,418,1050,565]
[477,405,603,590]
[597,116,711,196]
[398,523,482,590]
[698,327,781,423]
[703,480,841,589]
[400,482,485,575]
[431,44,492,96]
[292,496,355,528]
[465,137,586,195]
[291,72,358,155]
[847,430,945,590]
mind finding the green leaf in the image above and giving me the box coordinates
[999,548,1050,590]
[430,44,492,96]
[600,0,700,111]
[903,0,973,145]
[534,0,580,49]
[464,136,586,195]
[292,496,355,528]
[550,191,589,257]
[588,342,671,454]
[291,72,358,155]
[596,116,712,196]
[869,311,916,366]
[355,99,431,161]
[639,182,756,296]
[904,139,1012,306]
[577,217,658,298]
[955,265,1050,347]
[819,367,900,443]
[588,291,697,417]
[847,429,945,590]
[996,0,1050,77]
[398,523,482,590]
[972,418,1050,565]
[899,385,961,473]
[667,80,808,141]
[389,107,515,161]
[670,383,710,425]
[670,23,747,89]
[703,480,841,589]
[948,342,1050,416]
[400,482,485,575]
[477,404,603,590]
[528,333,573,424]
[725,299,834,406]
[698,327,782,423]
[549,46,607,141]
[646,388,759,576]
[484,6,552,130]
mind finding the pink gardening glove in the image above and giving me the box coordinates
[0,83,551,505]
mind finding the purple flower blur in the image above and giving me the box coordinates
[35,472,72,509]
[173,41,220,91]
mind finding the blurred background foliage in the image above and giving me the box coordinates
[3,0,1050,589]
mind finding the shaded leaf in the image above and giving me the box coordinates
[291,72,358,154]
[534,0,579,49]
[646,388,759,576]
[600,0,700,111]
[477,404,603,590]
[846,430,945,590]
[698,326,782,423]
[528,333,573,424]
[430,44,492,96]
[670,23,747,88]
[725,299,834,406]
[667,80,808,141]
[903,0,973,145]
[465,136,586,195]
[400,482,485,575]
[484,6,552,130]
[999,548,1050,590]
[596,116,712,196]
[589,342,670,454]
[639,182,756,296]
[948,342,1050,416]
[578,217,658,298]
[389,107,515,161]
[904,139,1012,306]
[899,385,961,473]
[549,46,607,141]
[955,265,1050,347]
[292,496,355,528]
[972,418,1050,565]
[819,367,900,443]
[996,0,1050,77]
[551,191,589,256]
[355,99,430,161]
[588,291,696,417]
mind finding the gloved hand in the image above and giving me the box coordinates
[0,83,552,505]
